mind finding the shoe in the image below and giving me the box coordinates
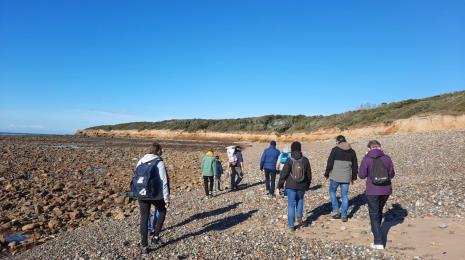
[288,227,295,232]
[296,218,303,226]
[208,194,213,199]
[342,217,348,222]
[141,247,149,254]
[370,244,384,250]
[267,194,273,198]
[332,212,341,219]
[151,235,163,245]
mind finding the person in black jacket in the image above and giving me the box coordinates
[324,135,358,222]
[277,141,312,231]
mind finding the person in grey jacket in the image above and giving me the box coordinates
[324,135,358,222]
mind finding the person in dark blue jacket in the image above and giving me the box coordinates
[260,141,281,198]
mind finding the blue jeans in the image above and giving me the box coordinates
[286,188,305,228]
[329,180,349,218]
[147,209,159,232]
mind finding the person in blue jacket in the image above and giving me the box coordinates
[260,141,281,198]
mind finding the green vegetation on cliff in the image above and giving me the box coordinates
[87,90,465,134]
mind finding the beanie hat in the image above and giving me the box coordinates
[291,141,301,152]
[206,151,214,157]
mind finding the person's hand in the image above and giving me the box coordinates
[325,176,329,181]
[279,188,284,193]
[351,180,355,185]
[165,202,170,209]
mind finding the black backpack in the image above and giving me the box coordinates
[130,159,161,200]
[290,158,305,182]
[371,157,391,186]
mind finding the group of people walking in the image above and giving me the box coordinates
[259,135,395,250]
[131,135,395,254]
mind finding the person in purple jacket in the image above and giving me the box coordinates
[358,140,395,250]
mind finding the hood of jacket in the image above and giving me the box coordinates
[366,148,385,159]
[138,154,160,166]
[337,142,352,151]
[291,151,303,160]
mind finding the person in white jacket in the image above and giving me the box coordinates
[136,142,170,254]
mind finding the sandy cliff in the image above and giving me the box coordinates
[76,114,465,142]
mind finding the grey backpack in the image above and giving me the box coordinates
[290,158,305,182]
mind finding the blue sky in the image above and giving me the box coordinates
[1,0,464,134]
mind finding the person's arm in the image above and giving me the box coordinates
[358,157,368,179]
[351,151,358,181]
[277,160,291,189]
[324,148,336,179]
[260,151,266,171]
[306,158,312,188]
[157,160,170,204]
[276,154,282,170]
[387,156,395,179]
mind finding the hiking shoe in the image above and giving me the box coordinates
[141,247,149,255]
[332,212,341,219]
[370,244,384,250]
[288,227,296,232]
[208,194,213,199]
[151,236,163,245]
[296,218,303,226]
[342,217,348,222]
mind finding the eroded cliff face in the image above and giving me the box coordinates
[76,114,465,142]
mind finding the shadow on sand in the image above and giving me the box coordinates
[160,209,258,249]
[381,203,408,246]
[166,202,242,231]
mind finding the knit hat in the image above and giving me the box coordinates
[206,149,214,156]
[291,141,301,152]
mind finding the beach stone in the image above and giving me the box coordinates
[21,223,38,232]
[48,219,60,230]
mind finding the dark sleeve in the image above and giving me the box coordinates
[306,158,312,188]
[351,150,358,181]
[277,160,292,189]
[324,148,336,178]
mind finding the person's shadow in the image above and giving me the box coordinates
[381,203,408,247]
[305,193,367,226]
[159,210,258,249]
[165,202,242,231]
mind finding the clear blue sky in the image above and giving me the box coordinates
[1,0,464,134]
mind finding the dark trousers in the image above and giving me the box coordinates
[203,176,214,196]
[139,199,167,247]
[230,167,243,189]
[264,169,277,195]
[366,195,389,245]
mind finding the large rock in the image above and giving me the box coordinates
[21,223,38,232]
[47,219,60,230]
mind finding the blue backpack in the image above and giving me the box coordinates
[130,159,161,200]
[280,153,290,164]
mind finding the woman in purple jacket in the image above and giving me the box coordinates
[358,140,395,250]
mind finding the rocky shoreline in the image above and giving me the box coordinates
[0,136,234,257]
[2,129,465,259]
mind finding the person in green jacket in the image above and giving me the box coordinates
[202,149,217,198]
